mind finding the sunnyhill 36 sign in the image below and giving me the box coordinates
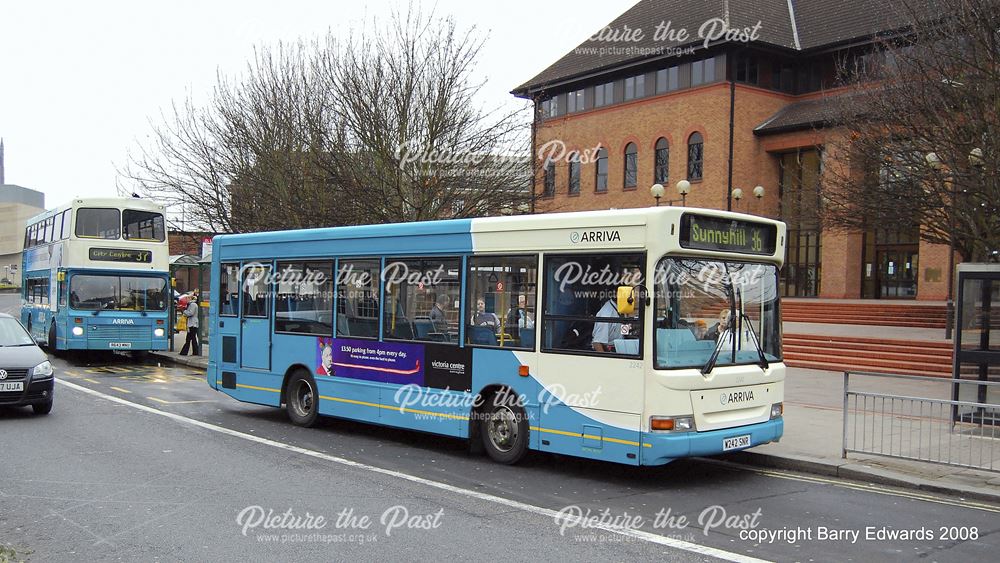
[679,213,777,255]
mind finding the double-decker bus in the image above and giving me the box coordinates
[21,198,171,352]
[207,207,786,466]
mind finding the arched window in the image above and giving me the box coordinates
[654,138,669,184]
[595,147,608,192]
[543,160,556,196]
[687,132,704,181]
[568,153,580,195]
[623,143,637,188]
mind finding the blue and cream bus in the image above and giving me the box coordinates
[21,198,171,352]
[207,207,786,466]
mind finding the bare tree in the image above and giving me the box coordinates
[820,0,1000,261]
[121,9,533,233]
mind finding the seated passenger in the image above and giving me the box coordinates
[471,298,500,331]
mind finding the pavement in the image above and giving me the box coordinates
[149,323,1000,506]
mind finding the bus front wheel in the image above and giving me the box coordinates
[286,370,319,427]
[48,323,57,351]
[480,392,529,465]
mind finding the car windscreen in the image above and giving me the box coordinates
[69,275,168,311]
[0,317,34,346]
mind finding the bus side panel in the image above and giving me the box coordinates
[219,368,282,407]
[378,383,468,438]
[317,378,383,425]
[469,348,545,450]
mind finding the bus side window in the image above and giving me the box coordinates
[465,255,537,349]
[383,257,461,343]
[541,253,645,357]
[337,259,381,339]
[219,263,240,317]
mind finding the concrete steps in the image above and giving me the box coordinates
[782,302,948,329]
[783,333,954,377]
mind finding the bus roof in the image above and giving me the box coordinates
[26,197,166,224]
[213,207,786,265]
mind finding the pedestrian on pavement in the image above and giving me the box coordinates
[179,293,201,356]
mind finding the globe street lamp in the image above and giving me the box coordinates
[750,185,765,215]
[650,183,665,206]
[676,179,691,207]
[731,187,744,211]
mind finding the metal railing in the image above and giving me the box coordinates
[842,371,1000,472]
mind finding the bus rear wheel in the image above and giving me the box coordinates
[480,392,529,465]
[286,370,319,427]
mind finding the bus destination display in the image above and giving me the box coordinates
[679,213,777,255]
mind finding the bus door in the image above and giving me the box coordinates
[240,263,272,371]
[215,263,243,382]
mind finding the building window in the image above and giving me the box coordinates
[543,160,556,197]
[568,153,580,195]
[779,149,823,297]
[735,56,758,85]
[687,133,704,181]
[656,66,679,93]
[567,89,585,112]
[624,75,645,101]
[543,96,559,118]
[691,57,716,86]
[466,255,538,349]
[383,257,461,343]
[595,82,614,107]
[623,143,638,189]
[654,138,669,184]
[773,63,795,93]
[595,147,608,192]
[541,253,645,357]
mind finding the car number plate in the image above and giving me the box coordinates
[109,342,132,349]
[0,381,24,392]
[723,434,751,451]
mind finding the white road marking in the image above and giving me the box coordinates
[57,379,768,563]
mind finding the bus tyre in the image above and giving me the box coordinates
[286,370,319,427]
[480,392,529,465]
[48,323,57,351]
[33,399,53,415]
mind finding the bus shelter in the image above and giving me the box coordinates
[953,263,1000,424]
[169,254,210,350]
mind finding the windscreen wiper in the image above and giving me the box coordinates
[740,312,770,370]
[701,328,732,376]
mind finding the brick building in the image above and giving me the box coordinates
[512,0,951,300]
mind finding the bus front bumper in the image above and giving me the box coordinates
[641,417,783,466]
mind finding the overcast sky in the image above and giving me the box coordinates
[0,0,635,208]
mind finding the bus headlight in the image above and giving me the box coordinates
[32,361,54,380]
[72,326,84,336]
[154,328,165,338]
[650,416,695,432]
[770,403,783,419]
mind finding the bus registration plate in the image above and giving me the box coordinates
[109,342,132,349]
[723,434,751,451]
[0,381,24,392]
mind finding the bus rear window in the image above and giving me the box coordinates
[123,210,165,241]
[76,208,121,239]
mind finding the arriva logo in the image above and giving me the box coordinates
[720,390,754,405]
[112,319,136,325]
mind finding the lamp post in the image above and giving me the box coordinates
[650,183,665,206]
[676,180,691,207]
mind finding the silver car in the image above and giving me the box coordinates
[0,312,54,414]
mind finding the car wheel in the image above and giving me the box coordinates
[286,369,319,427]
[33,400,53,415]
[480,391,529,465]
